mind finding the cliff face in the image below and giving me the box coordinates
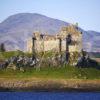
[0,13,100,52]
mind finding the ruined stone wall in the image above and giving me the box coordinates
[27,38,33,53]
[27,25,82,53]
[35,40,59,52]
[27,38,82,53]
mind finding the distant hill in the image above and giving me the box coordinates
[0,13,100,52]
[83,30,100,52]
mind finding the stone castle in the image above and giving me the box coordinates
[27,24,82,53]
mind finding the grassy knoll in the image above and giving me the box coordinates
[0,51,100,80]
[0,66,100,79]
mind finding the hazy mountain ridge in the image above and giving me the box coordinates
[0,13,100,52]
[0,13,68,34]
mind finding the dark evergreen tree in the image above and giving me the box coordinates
[0,43,6,52]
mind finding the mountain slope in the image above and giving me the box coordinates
[83,31,100,52]
[0,13,68,34]
[0,13,69,51]
[0,13,100,52]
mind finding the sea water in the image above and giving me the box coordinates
[0,92,100,100]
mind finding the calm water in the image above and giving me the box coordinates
[0,92,100,100]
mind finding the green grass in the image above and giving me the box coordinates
[0,66,100,79]
[0,51,100,80]
[0,51,58,60]
[0,51,22,60]
[0,51,32,60]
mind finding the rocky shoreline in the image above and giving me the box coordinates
[0,78,100,92]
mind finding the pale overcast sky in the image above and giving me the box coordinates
[0,0,100,31]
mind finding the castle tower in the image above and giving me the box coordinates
[59,24,82,53]
[58,24,82,64]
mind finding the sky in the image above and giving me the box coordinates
[0,0,100,31]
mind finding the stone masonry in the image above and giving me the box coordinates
[27,24,82,53]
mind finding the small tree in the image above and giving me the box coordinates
[0,43,6,52]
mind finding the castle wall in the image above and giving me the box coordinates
[62,40,82,52]
[27,38,82,53]
[35,40,59,52]
[27,25,82,53]
[27,38,33,53]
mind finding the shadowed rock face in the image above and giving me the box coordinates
[0,13,100,52]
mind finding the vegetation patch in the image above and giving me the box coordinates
[0,65,100,79]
